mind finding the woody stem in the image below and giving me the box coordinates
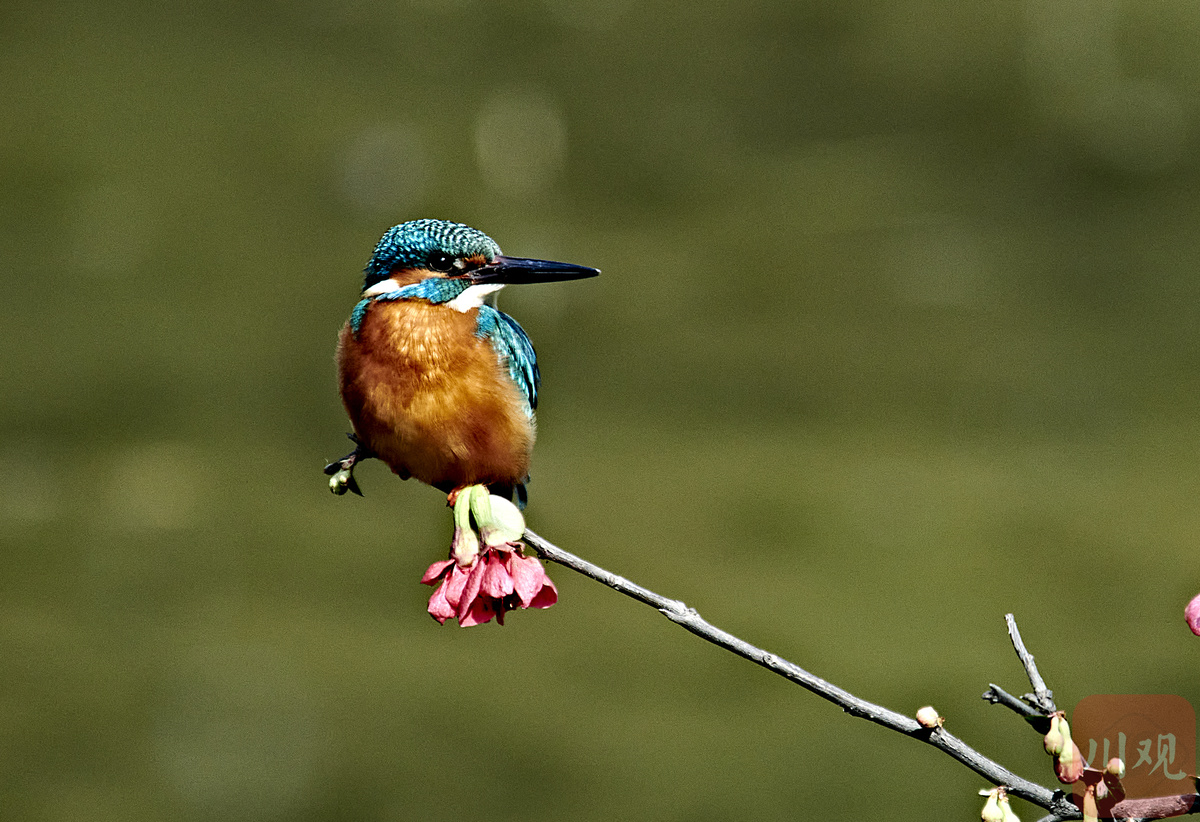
[522,528,1077,817]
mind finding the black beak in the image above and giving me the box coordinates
[467,255,600,285]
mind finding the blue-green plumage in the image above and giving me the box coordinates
[331,219,597,504]
[363,219,501,291]
[349,298,371,335]
[476,305,540,414]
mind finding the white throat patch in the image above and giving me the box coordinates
[362,277,402,298]
[360,278,504,312]
[447,283,504,313]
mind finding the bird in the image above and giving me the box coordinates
[326,219,599,508]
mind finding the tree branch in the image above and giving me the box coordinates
[526,530,1200,820]
[524,529,1075,816]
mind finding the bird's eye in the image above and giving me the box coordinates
[428,253,455,272]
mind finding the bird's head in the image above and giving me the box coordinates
[361,219,598,309]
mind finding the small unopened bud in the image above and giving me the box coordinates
[329,468,351,494]
[1050,715,1084,783]
[1187,593,1200,636]
[478,494,526,547]
[1101,758,1127,803]
[451,526,480,566]
[1043,714,1065,756]
[1081,783,1100,822]
[1055,740,1084,784]
[980,788,1004,822]
[999,791,1020,822]
[916,706,942,728]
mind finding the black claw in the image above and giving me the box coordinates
[347,432,370,449]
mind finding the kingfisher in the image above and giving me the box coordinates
[325,219,599,508]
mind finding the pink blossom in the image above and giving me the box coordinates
[1186,592,1200,636]
[421,542,557,627]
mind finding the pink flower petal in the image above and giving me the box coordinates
[1186,592,1200,636]
[481,553,515,599]
[441,563,470,611]
[420,559,455,585]
[456,557,487,621]
[529,575,558,610]
[427,580,455,624]
[507,552,549,606]
[459,596,496,627]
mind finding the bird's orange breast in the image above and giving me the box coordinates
[336,299,535,494]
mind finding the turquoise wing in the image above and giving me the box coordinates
[475,306,540,414]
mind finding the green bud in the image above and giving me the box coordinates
[451,525,480,566]
[479,494,526,546]
[329,468,350,495]
[998,790,1020,822]
[1043,714,1065,756]
[980,789,1004,822]
[452,485,475,534]
[1055,739,1084,784]
[468,484,493,529]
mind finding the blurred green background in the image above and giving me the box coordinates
[4,0,1200,819]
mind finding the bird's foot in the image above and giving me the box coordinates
[324,434,375,496]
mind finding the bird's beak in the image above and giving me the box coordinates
[467,255,600,285]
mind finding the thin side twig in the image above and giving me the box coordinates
[982,683,1052,733]
[982,683,1042,719]
[1005,613,1056,715]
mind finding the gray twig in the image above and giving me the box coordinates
[1005,613,1056,715]
[982,683,1040,718]
[982,683,1052,733]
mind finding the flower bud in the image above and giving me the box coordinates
[1101,758,1126,803]
[329,468,351,495]
[1043,714,1065,756]
[479,494,526,546]
[916,706,942,728]
[1052,715,1084,783]
[1055,740,1084,784]
[451,525,480,566]
[1081,783,1099,822]
[1187,593,1200,636]
[998,790,1020,822]
[980,788,1004,822]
